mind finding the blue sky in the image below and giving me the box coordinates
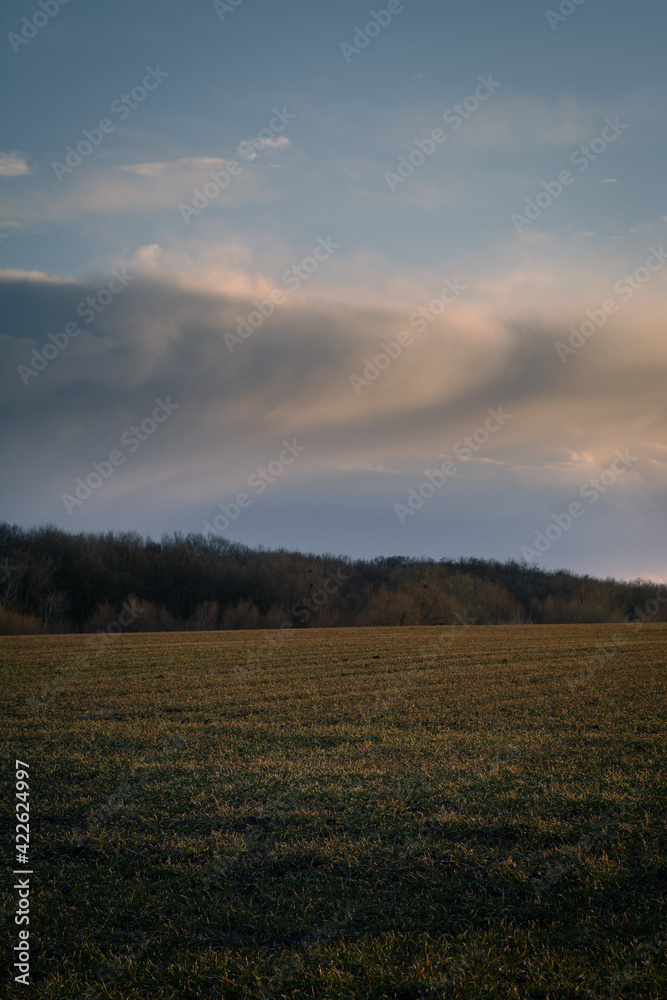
[1,0,666,581]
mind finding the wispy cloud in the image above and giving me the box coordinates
[120,157,229,177]
[2,158,280,224]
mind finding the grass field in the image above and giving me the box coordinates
[2,623,666,999]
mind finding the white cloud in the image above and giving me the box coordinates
[3,155,279,224]
[0,268,76,283]
[133,244,162,269]
[0,151,33,177]
[237,135,290,161]
[375,93,639,157]
[120,157,228,177]
[261,136,290,150]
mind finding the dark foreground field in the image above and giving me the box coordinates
[2,624,666,999]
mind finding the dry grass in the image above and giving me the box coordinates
[1,623,666,998]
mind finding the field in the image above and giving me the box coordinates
[1,623,666,999]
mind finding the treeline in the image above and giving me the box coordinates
[0,523,665,634]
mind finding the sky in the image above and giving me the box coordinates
[1,0,666,582]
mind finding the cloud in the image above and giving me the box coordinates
[133,244,162,269]
[0,269,76,284]
[260,136,290,150]
[2,261,665,470]
[0,151,33,177]
[383,93,628,155]
[236,135,291,161]
[2,156,280,224]
[120,157,229,177]
[0,251,664,578]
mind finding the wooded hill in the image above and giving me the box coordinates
[0,523,664,634]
